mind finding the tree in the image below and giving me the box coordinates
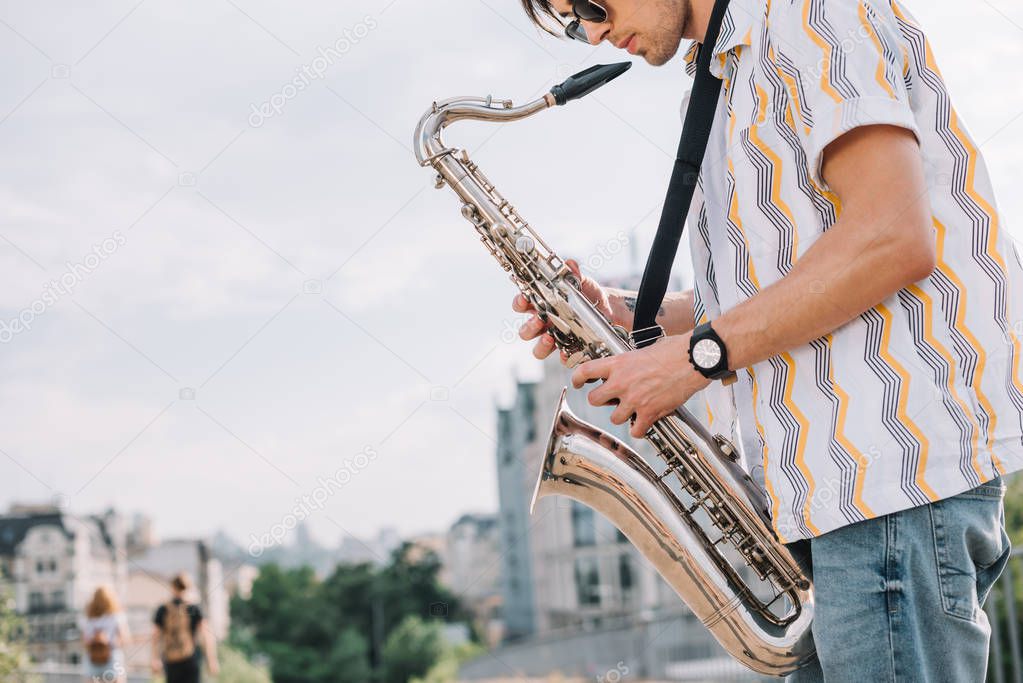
[325,628,373,683]
[0,590,34,683]
[380,616,444,683]
[230,545,466,682]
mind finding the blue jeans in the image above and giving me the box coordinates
[786,476,1011,683]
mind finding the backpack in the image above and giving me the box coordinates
[161,601,196,664]
[86,628,112,665]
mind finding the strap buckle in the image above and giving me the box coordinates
[630,324,665,349]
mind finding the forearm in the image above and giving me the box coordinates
[713,217,934,370]
[203,627,219,663]
[608,288,695,336]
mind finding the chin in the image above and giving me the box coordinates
[643,48,674,67]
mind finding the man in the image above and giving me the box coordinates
[512,0,1022,679]
[151,572,220,683]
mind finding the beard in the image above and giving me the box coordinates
[641,0,691,66]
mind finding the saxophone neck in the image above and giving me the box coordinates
[414,61,633,166]
[414,95,553,165]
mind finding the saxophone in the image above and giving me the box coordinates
[414,63,815,676]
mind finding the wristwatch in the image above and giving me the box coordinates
[688,322,737,383]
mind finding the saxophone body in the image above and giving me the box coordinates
[414,65,815,676]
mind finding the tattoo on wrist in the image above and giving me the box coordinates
[623,296,665,317]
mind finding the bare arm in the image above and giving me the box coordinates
[200,620,219,675]
[608,288,695,336]
[150,626,162,673]
[714,124,935,368]
[117,619,130,648]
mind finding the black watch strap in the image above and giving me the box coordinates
[688,322,737,382]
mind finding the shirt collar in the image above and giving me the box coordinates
[682,0,759,79]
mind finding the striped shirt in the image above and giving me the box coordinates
[681,0,1023,541]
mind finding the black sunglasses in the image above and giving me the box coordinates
[564,0,608,43]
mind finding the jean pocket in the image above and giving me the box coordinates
[930,485,1008,621]
[956,475,1006,501]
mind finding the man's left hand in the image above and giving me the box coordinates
[571,334,711,438]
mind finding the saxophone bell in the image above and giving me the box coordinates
[533,390,816,675]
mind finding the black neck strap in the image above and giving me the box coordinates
[631,0,731,348]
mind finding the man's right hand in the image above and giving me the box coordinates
[513,258,629,364]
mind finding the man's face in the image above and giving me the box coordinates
[551,0,692,66]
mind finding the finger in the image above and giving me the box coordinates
[587,384,617,407]
[609,402,633,426]
[512,293,535,313]
[518,315,547,341]
[572,358,612,389]
[565,258,582,280]
[631,415,653,439]
[532,333,556,359]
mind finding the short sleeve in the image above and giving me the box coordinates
[772,0,921,191]
[153,604,165,627]
[190,604,203,630]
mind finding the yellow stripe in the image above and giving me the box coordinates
[750,367,784,541]
[728,99,762,290]
[802,0,842,104]
[931,218,990,480]
[858,2,897,99]
[823,334,875,518]
[768,46,842,206]
[876,304,938,499]
[780,353,820,535]
[907,283,985,481]
[768,39,806,134]
[751,83,800,264]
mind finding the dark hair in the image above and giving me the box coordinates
[171,572,191,592]
[519,0,562,36]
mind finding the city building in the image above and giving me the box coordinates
[445,513,502,644]
[507,360,677,637]
[0,504,232,676]
[495,378,540,640]
[0,504,126,668]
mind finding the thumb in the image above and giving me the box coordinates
[565,258,603,304]
[565,258,583,281]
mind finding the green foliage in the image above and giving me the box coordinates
[380,616,444,683]
[412,641,485,683]
[0,591,34,683]
[327,628,374,683]
[990,473,1023,681]
[215,644,273,683]
[230,543,467,683]
[1004,472,1023,545]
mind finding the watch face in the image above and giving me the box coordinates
[692,338,722,369]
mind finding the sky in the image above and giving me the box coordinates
[1,0,1021,552]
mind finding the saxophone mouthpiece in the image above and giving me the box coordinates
[550,62,632,106]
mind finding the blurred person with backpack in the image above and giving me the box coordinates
[150,572,220,683]
[80,585,129,683]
